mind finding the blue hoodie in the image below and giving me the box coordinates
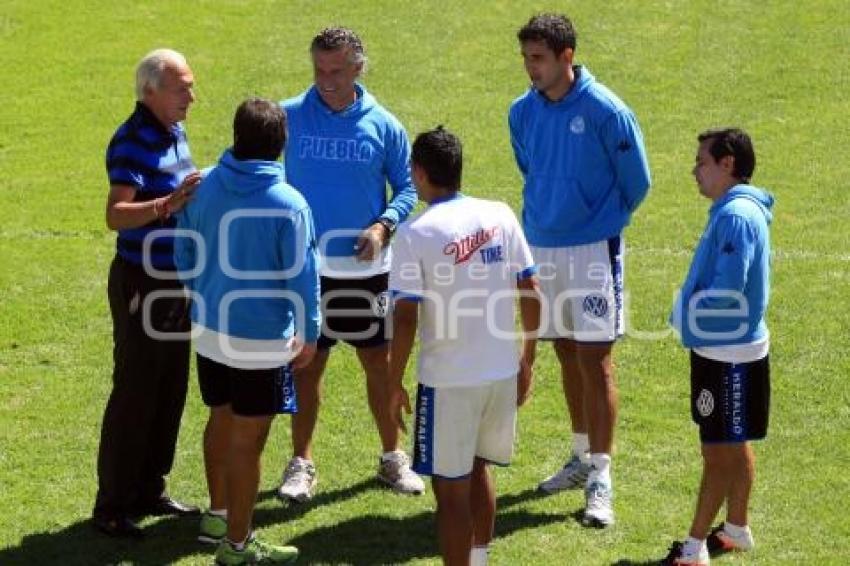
[509,66,651,246]
[281,84,416,260]
[174,150,321,342]
[670,184,774,348]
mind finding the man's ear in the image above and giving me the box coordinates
[720,154,736,175]
[561,47,574,66]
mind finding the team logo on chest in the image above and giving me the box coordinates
[443,227,500,265]
[570,115,585,134]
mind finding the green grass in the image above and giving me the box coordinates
[2,1,849,564]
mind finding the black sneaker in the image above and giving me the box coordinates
[659,540,708,565]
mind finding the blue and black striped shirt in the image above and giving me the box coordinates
[106,102,195,269]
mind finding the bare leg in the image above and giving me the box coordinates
[725,442,755,527]
[291,349,330,460]
[575,342,617,454]
[204,405,233,511]
[553,339,586,435]
[433,477,473,566]
[470,458,495,547]
[226,414,274,543]
[689,443,734,540]
[358,343,398,453]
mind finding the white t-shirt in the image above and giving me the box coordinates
[389,194,536,387]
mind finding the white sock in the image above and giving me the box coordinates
[572,433,590,462]
[470,545,489,566]
[723,521,749,538]
[209,508,227,518]
[381,450,403,462]
[588,453,611,484]
[682,536,707,559]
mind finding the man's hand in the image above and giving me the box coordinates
[164,171,202,216]
[355,222,390,261]
[291,341,317,370]
[517,356,534,407]
[388,384,412,433]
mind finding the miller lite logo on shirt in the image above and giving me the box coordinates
[443,227,500,264]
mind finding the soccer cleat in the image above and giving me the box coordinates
[277,457,317,503]
[660,541,710,565]
[582,481,614,528]
[377,451,425,495]
[198,511,227,544]
[537,454,591,494]
[706,523,754,556]
[215,534,298,565]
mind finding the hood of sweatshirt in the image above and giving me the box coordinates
[305,82,377,119]
[711,184,774,224]
[213,149,286,196]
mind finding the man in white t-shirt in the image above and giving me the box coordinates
[388,127,541,566]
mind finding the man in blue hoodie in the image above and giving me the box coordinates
[509,14,651,527]
[662,128,773,566]
[175,98,320,565]
[277,26,422,501]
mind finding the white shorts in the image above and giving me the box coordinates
[532,237,624,342]
[412,376,517,479]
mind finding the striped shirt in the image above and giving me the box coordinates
[106,102,195,269]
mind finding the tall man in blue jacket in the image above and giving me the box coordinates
[662,128,773,566]
[509,14,651,527]
[277,26,423,501]
[175,98,320,565]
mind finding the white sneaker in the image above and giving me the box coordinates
[377,451,425,495]
[582,480,614,527]
[707,523,754,555]
[538,454,591,494]
[277,457,317,503]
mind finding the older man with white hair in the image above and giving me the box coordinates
[93,48,202,537]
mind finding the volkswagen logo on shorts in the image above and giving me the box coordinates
[582,293,608,318]
[696,389,714,417]
[373,291,390,317]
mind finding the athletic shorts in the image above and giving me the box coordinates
[412,376,517,479]
[532,237,624,342]
[318,273,390,350]
[197,354,297,417]
[690,351,770,443]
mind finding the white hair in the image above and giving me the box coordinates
[135,48,187,100]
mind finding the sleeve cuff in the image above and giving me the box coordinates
[516,265,538,281]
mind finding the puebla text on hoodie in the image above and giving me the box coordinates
[509,66,651,247]
[670,184,774,349]
[282,83,416,276]
[174,149,321,344]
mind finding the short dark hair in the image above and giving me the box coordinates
[412,126,463,191]
[310,26,366,65]
[698,127,756,181]
[517,13,577,55]
[232,98,287,161]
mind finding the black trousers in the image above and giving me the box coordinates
[94,256,191,518]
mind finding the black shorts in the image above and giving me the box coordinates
[690,351,770,443]
[318,273,390,350]
[197,354,297,417]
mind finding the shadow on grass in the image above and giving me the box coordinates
[0,483,565,565]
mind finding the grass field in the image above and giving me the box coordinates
[1,1,849,564]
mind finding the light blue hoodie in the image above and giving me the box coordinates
[670,184,774,348]
[509,66,651,246]
[174,149,321,342]
[281,84,416,259]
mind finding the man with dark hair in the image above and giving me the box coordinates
[662,128,773,566]
[94,48,201,538]
[175,98,320,565]
[388,127,540,566]
[277,26,422,502]
[509,13,651,527]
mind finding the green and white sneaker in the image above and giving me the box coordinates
[215,534,298,565]
[198,511,227,544]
